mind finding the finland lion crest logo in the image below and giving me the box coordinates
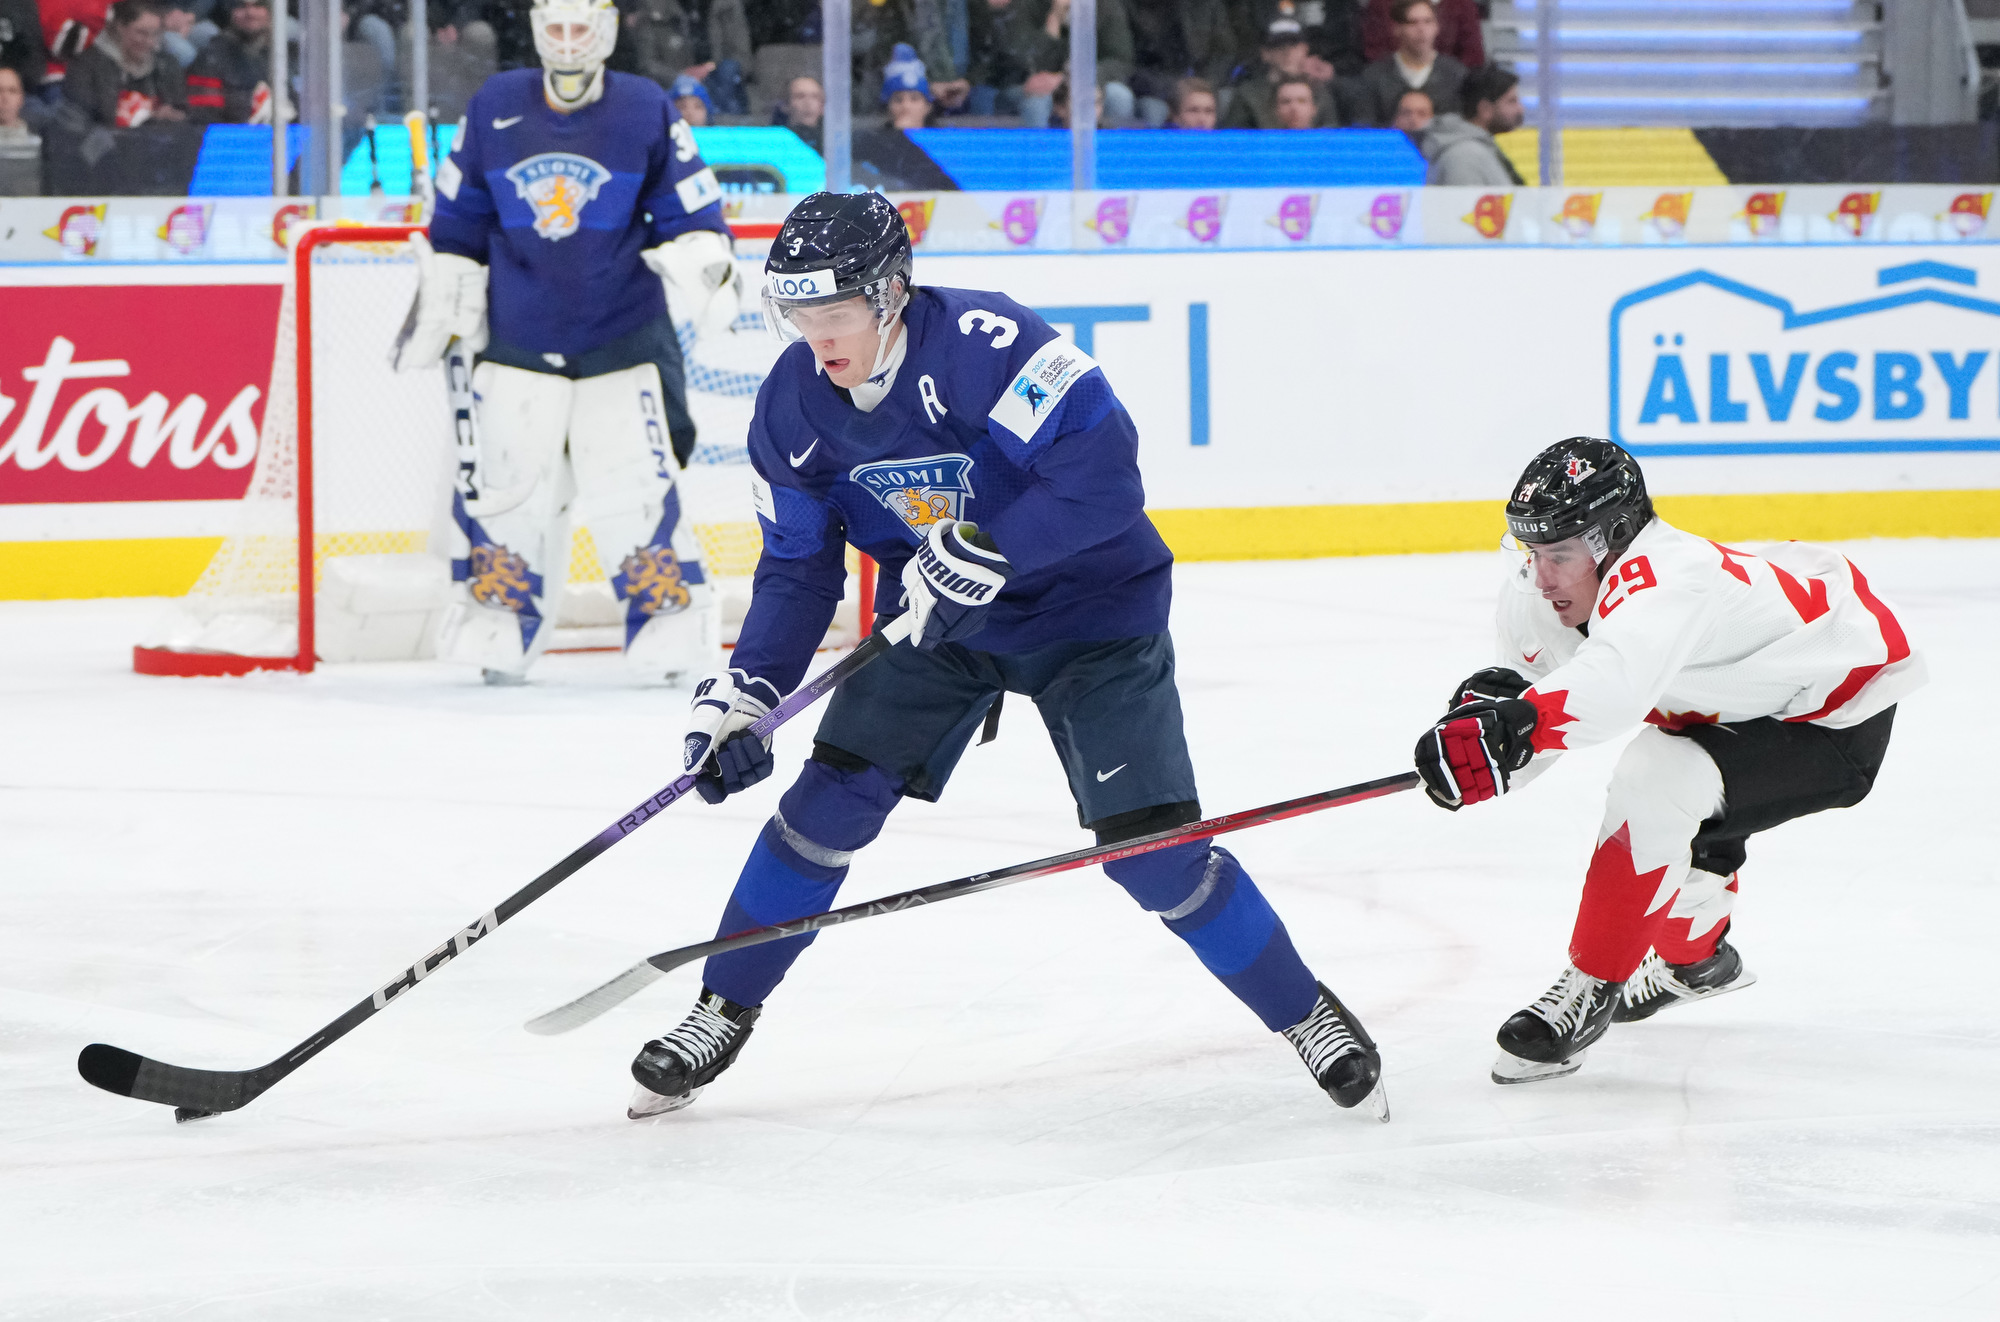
[850,453,975,539]
[504,153,613,240]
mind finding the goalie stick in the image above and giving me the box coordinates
[525,770,1422,1035]
[77,617,914,1123]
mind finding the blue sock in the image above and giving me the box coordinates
[701,759,902,1006]
[1104,842,1319,1031]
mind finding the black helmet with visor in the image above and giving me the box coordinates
[1505,438,1653,571]
[762,192,913,344]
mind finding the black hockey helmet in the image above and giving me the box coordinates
[1505,438,1653,566]
[762,191,913,338]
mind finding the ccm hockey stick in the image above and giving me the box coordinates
[526,770,1422,1035]
[77,618,914,1122]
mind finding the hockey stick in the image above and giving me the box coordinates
[525,770,1422,1036]
[77,617,915,1122]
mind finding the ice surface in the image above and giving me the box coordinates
[3,544,1997,1321]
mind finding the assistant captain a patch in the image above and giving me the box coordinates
[989,338,1097,444]
[505,152,613,240]
[850,453,974,538]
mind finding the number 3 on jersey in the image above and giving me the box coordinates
[958,309,1018,348]
[1598,555,1657,619]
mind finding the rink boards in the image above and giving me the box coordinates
[3,242,2000,599]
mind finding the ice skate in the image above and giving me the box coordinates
[1492,963,1621,1085]
[1283,982,1389,1121]
[1614,933,1756,1022]
[628,987,761,1119]
[482,668,527,687]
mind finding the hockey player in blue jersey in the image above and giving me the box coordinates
[392,0,738,683]
[625,192,1390,1122]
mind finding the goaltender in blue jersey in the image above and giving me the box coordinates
[392,0,740,685]
[620,192,1393,1125]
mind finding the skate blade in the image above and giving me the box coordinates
[1491,1048,1586,1085]
[627,1082,703,1120]
[1359,1080,1391,1123]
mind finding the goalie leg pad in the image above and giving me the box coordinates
[565,364,720,674]
[441,364,575,672]
[1105,841,1320,1032]
[1569,728,1726,983]
[701,759,905,1007]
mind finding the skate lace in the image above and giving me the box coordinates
[1530,966,1605,1035]
[1283,1000,1359,1075]
[1622,951,1672,1005]
[653,1001,737,1071]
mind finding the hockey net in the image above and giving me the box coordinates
[135,221,871,677]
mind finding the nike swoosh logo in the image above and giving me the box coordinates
[1095,764,1127,782]
[1523,649,1542,663]
[788,439,819,467]
[492,115,523,129]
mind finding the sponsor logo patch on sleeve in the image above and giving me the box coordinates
[675,166,723,214]
[750,470,776,521]
[987,338,1097,443]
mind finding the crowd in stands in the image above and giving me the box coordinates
[0,0,1527,196]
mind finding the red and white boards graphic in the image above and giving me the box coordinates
[0,285,282,504]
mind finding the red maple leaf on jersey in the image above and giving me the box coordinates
[1569,823,1675,980]
[1524,687,1578,751]
[1645,708,1720,731]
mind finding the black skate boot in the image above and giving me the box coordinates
[1492,963,1621,1085]
[1614,930,1756,1022]
[1282,982,1389,1122]
[628,987,761,1119]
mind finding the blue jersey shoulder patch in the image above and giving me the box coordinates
[988,338,1099,444]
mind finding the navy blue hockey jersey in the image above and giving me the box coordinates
[429,69,730,358]
[734,286,1175,693]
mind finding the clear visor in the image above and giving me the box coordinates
[764,292,879,343]
[1528,529,1607,569]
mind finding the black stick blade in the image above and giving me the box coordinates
[77,1043,257,1114]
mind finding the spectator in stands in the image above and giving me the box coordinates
[964,0,1035,117]
[187,0,272,123]
[41,0,113,89]
[779,73,823,148]
[1223,18,1338,129]
[1126,1,1236,127]
[882,43,936,129]
[0,64,41,193]
[1423,64,1525,185]
[1272,73,1320,128]
[669,71,712,125]
[64,0,190,127]
[1355,0,1462,127]
[1048,71,1102,129]
[1020,0,1132,126]
[1,0,51,93]
[1391,85,1432,135]
[1363,0,1480,68]
[850,0,965,114]
[158,0,216,70]
[449,0,531,72]
[749,0,821,47]
[1168,76,1215,129]
[621,0,750,114]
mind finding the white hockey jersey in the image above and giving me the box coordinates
[1494,517,1924,756]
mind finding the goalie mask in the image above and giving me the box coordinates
[532,0,617,108]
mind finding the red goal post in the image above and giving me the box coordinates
[134,220,874,677]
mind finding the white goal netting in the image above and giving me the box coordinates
[140,224,853,672]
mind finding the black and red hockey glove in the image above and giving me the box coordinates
[1442,666,1533,713]
[1414,698,1539,811]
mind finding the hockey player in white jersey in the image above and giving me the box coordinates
[393,0,738,683]
[1413,439,1924,1084]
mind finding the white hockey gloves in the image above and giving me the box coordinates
[391,231,489,371]
[642,229,741,339]
[684,668,783,803]
[898,519,1015,651]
